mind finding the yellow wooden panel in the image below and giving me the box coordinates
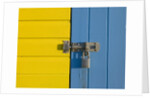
[17,8,71,88]
[17,57,70,74]
[17,39,69,56]
[16,74,69,88]
[19,8,71,20]
[18,21,70,38]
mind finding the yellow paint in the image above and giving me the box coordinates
[18,21,70,38]
[17,39,69,56]
[17,57,70,74]
[19,8,71,20]
[16,8,71,88]
[16,74,69,88]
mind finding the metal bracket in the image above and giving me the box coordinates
[63,41,100,53]
[63,41,100,68]
[63,41,70,53]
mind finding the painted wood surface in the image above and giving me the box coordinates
[17,57,70,74]
[17,74,69,88]
[17,7,126,88]
[16,8,71,88]
[89,8,108,88]
[71,7,126,89]
[17,39,69,56]
[19,8,71,20]
[71,8,89,88]
[18,21,70,38]
[108,8,126,88]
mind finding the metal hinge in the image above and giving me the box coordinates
[63,41,100,68]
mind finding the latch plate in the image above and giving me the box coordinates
[63,41,70,53]
[63,41,100,53]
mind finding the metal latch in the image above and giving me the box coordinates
[63,41,100,68]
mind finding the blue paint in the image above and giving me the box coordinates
[89,8,108,88]
[108,8,126,88]
[71,8,89,68]
[71,8,89,88]
[70,7,126,89]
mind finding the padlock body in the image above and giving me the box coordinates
[82,57,90,68]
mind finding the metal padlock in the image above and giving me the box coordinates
[63,41,100,68]
[82,52,90,68]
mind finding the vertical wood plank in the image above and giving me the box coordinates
[108,7,126,88]
[71,8,89,88]
[89,8,108,88]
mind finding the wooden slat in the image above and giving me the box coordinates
[16,74,69,88]
[108,8,126,88]
[19,8,71,20]
[17,39,69,56]
[89,8,108,88]
[71,8,89,88]
[17,57,70,74]
[18,21,70,38]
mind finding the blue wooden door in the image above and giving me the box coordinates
[70,7,126,89]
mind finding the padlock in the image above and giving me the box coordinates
[82,52,90,68]
[63,41,100,68]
